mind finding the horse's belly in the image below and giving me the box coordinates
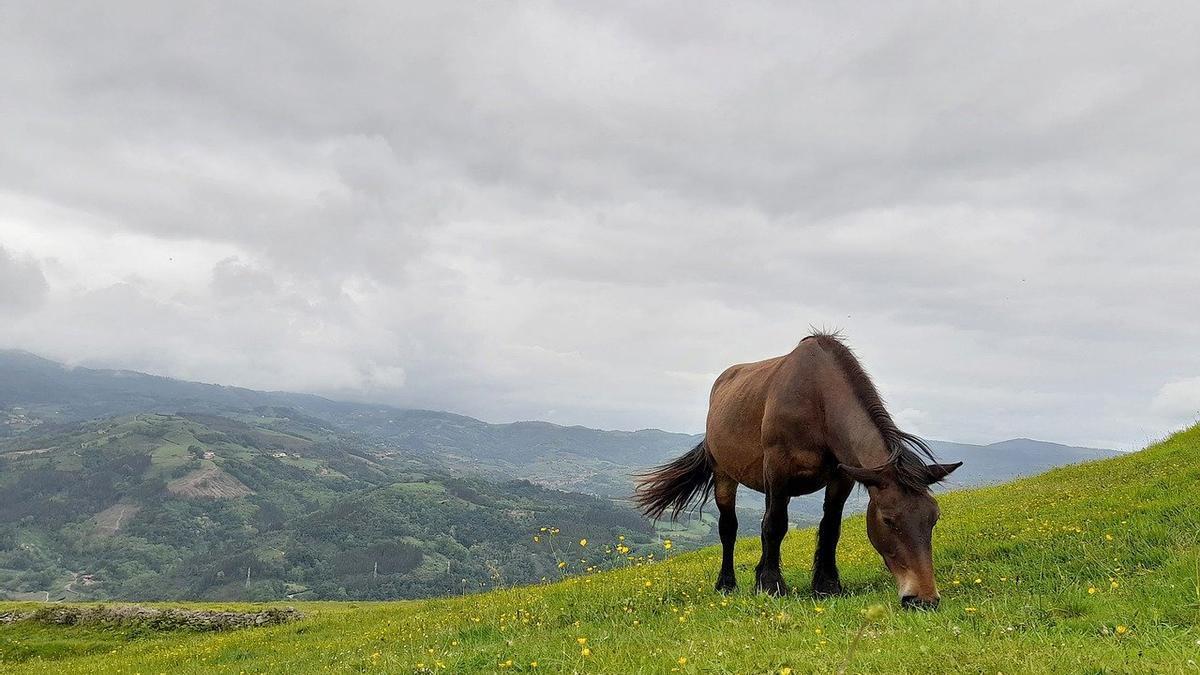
[707,437,766,492]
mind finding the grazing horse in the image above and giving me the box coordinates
[634,333,961,609]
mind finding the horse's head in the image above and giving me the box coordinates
[839,460,962,609]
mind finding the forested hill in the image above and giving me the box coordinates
[0,411,655,602]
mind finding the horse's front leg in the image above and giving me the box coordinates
[812,477,853,597]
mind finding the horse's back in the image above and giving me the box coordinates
[704,352,790,491]
[705,341,837,493]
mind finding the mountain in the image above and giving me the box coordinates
[3,425,1195,673]
[0,350,701,497]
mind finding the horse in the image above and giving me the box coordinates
[633,332,961,609]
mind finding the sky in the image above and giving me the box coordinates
[2,2,1198,450]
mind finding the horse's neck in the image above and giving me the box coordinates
[829,415,892,469]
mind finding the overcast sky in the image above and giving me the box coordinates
[2,2,1198,449]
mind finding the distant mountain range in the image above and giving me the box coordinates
[0,349,1119,601]
[0,349,1116,496]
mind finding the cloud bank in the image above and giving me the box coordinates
[2,2,1199,448]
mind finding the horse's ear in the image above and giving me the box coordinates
[924,461,963,484]
[839,463,885,486]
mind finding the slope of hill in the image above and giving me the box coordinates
[782,437,1121,527]
[2,424,1196,673]
[0,412,655,602]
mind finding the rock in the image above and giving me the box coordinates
[3,605,302,631]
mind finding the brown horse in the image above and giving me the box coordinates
[634,333,960,609]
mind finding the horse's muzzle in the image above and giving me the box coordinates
[900,595,940,611]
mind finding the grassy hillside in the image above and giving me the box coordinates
[3,425,1198,673]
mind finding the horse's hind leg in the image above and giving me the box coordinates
[812,477,853,597]
[714,474,739,593]
[754,485,791,596]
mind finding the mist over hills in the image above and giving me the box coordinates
[0,349,1115,494]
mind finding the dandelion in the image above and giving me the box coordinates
[577,637,587,645]
[1110,581,1119,589]
[1115,625,1129,635]
[813,606,825,614]
[1088,587,1097,594]
[1105,533,1114,541]
[530,662,538,668]
[581,648,592,657]
[533,535,540,543]
[663,539,673,550]
[965,607,977,614]
[678,657,688,665]
[780,669,793,675]
[557,561,567,569]
[645,580,653,587]
[579,538,588,547]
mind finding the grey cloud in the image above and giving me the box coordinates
[0,247,49,313]
[1,2,1199,448]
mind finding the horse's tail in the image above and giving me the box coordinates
[633,440,714,521]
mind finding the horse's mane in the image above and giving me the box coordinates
[805,330,941,492]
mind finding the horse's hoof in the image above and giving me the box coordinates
[715,575,737,593]
[754,576,788,597]
[812,580,843,597]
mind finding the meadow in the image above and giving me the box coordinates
[2,425,1199,673]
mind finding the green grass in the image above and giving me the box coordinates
[4,426,1200,673]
